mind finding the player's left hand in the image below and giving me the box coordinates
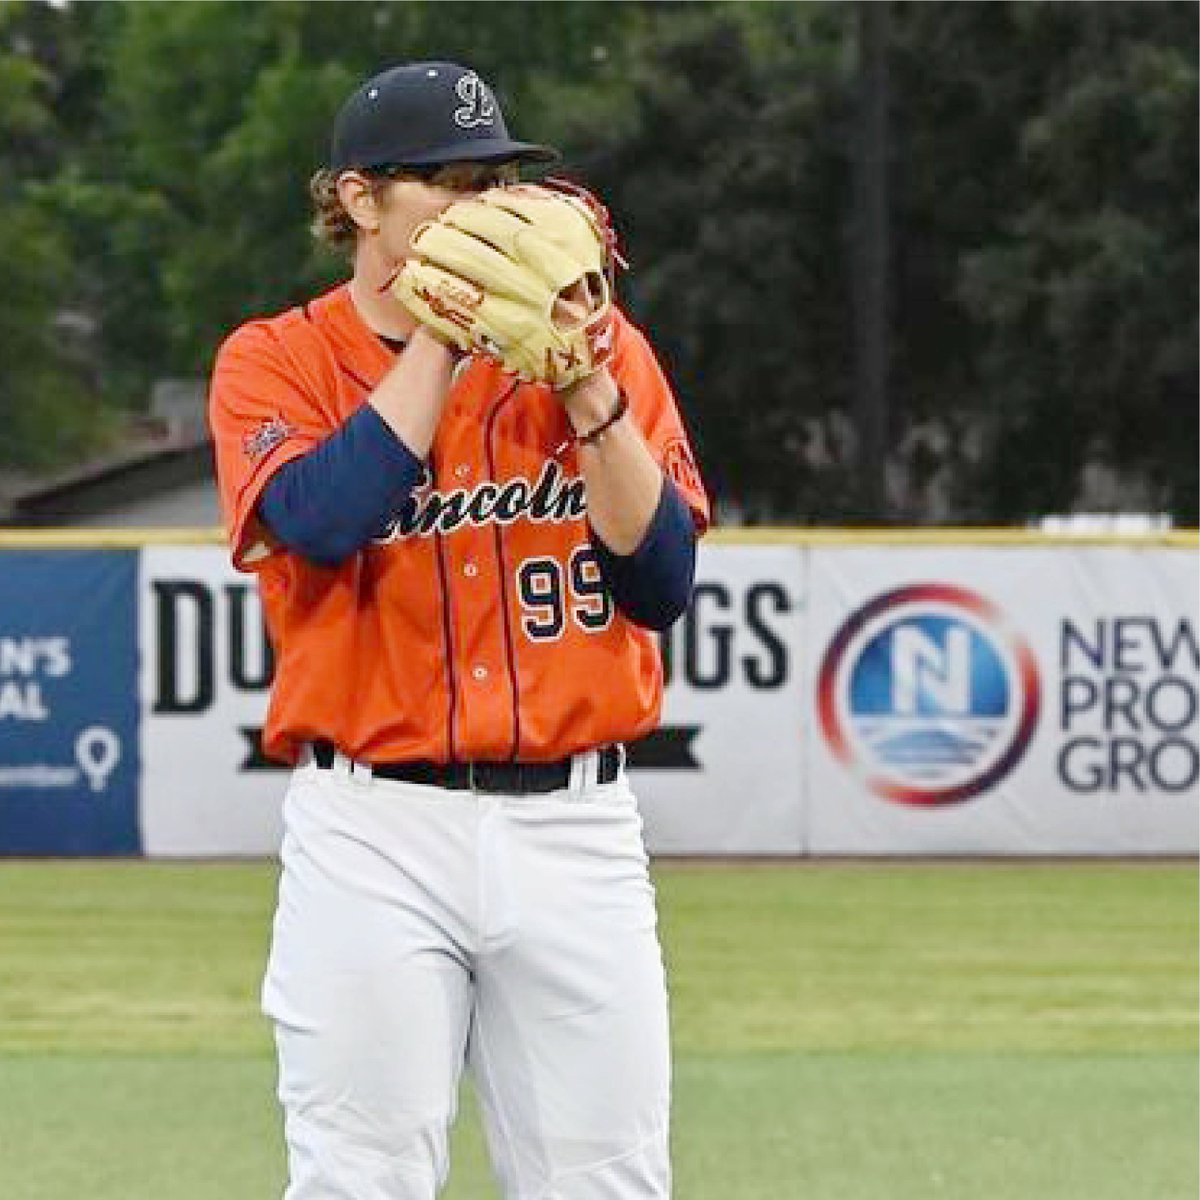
[392,180,624,390]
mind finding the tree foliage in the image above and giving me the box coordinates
[1,0,1195,521]
[946,3,1199,520]
[889,1,1198,521]
[0,1,104,466]
[570,1,1198,521]
[560,4,858,520]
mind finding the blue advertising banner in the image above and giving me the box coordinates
[0,550,140,854]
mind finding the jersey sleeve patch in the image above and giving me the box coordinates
[661,437,710,533]
[242,414,297,463]
[662,437,703,498]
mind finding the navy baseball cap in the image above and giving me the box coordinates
[330,61,558,171]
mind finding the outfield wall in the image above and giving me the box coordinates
[0,529,1195,857]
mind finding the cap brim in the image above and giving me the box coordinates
[387,138,559,168]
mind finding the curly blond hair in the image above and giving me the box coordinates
[308,168,395,256]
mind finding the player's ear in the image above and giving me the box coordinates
[336,170,383,235]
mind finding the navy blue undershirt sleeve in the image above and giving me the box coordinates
[591,477,698,631]
[258,404,425,567]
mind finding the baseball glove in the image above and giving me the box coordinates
[392,180,624,390]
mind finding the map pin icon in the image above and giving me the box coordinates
[75,726,121,793]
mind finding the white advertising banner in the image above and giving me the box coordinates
[139,546,285,856]
[805,545,1199,855]
[137,543,806,857]
[136,540,1196,858]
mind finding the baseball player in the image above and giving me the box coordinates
[208,61,708,1200]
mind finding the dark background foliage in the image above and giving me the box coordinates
[0,0,1194,523]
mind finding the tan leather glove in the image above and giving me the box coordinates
[393,181,622,389]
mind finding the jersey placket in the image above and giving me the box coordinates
[437,383,522,761]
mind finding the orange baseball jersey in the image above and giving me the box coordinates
[209,284,709,766]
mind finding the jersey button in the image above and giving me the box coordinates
[472,665,488,681]
[463,562,479,578]
[454,464,471,480]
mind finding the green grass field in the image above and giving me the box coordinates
[0,860,1195,1199]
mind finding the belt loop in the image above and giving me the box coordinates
[568,751,585,798]
[333,749,372,784]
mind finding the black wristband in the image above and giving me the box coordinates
[576,392,629,447]
[552,391,629,458]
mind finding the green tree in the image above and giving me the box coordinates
[561,4,858,521]
[0,1,104,468]
[945,2,1199,520]
[572,1,1198,522]
[43,0,646,400]
[10,0,1196,521]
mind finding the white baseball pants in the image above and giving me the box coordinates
[262,752,671,1200]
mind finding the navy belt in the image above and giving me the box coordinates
[311,740,621,795]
